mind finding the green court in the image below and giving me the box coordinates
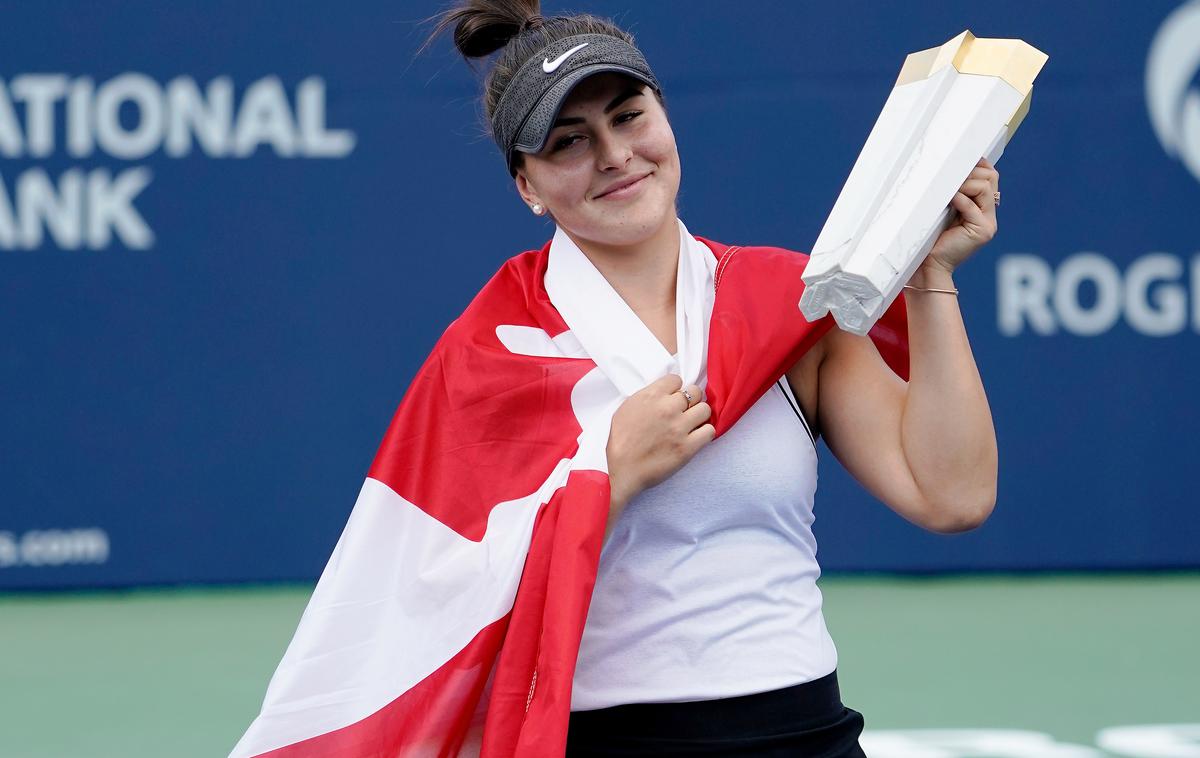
[2,573,1196,757]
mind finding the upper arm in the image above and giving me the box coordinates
[800,327,940,530]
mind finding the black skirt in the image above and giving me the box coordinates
[565,670,865,757]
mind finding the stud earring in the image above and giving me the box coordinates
[531,203,545,216]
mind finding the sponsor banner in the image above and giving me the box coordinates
[0,74,354,250]
[1,1,1197,588]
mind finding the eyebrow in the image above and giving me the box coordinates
[551,87,645,128]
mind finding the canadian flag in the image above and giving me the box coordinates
[230,220,908,758]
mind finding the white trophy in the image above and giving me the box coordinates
[799,31,1049,335]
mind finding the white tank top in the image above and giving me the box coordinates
[571,378,837,711]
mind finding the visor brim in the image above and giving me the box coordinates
[508,64,660,171]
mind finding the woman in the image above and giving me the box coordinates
[437,0,999,751]
[426,1,999,756]
[234,4,998,758]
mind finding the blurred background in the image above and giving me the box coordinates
[1,1,1197,756]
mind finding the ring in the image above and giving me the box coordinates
[993,191,1001,207]
[680,388,693,404]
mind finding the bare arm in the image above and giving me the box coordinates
[805,158,1002,532]
[813,280,997,533]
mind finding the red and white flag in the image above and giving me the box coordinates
[230,220,908,758]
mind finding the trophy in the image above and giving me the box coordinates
[799,31,1049,335]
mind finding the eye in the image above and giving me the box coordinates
[615,110,643,125]
[552,133,586,152]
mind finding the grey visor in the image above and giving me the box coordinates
[491,33,662,174]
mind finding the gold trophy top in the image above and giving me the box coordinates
[895,31,1049,139]
[896,30,1048,95]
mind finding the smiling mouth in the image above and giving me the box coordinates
[596,172,651,199]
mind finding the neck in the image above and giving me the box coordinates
[565,214,681,316]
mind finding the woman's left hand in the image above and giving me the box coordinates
[919,157,1000,276]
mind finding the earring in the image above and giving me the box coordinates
[531,203,545,216]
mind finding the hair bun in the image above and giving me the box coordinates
[428,0,543,60]
[421,2,641,160]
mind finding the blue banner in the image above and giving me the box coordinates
[2,1,1197,588]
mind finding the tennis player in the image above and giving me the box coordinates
[425,2,1001,755]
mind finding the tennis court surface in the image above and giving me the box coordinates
[2,573,1196,757]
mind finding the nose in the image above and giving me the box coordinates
[593,128,632,171]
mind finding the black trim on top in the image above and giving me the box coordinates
[776,378,816,448]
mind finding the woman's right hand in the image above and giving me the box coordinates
[604,374,715,537]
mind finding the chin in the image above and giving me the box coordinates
[588,201,676,246]
[588,212,672,248]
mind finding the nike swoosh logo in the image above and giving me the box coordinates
[543,42,589,74]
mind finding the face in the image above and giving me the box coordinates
[514,72,681,250]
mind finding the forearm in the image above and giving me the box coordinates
[604,485,632,542]
[900,265,998,531]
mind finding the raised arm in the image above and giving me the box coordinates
[803,158,1001,533]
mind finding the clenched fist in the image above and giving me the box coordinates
[604,373,715,538]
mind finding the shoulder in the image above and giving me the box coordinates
[693,234,809,258]
[438,240,565,350]
[693,235,817,301]
[693,234,812,273]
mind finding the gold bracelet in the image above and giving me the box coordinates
[903,284,959,295]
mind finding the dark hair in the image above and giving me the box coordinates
[421,1,643,171]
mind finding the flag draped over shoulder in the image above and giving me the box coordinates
[230,219,909,758]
